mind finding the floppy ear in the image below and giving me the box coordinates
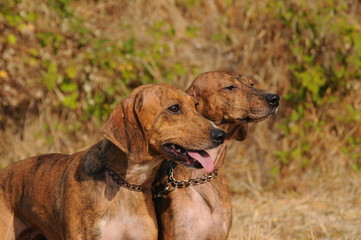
[186,85,198,98]
[104,93,148,157]
[230,123,248,141]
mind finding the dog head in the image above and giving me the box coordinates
[187,70,280,141]
[104,84,226,172]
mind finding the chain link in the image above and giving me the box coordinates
[98,149,146,192]
[168,164,219,188]
[153,162,219,198]
[98,148,219,196]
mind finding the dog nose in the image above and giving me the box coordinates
[266,94,280,107]
[211,128,226,145]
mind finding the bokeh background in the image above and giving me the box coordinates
[1,0,360,239]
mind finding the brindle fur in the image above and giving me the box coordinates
[155,70,279,240]
[0,84,224,240]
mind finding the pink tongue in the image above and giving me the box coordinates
[187,151,214,173]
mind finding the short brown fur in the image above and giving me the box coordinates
[155,70,280,240]
[0,84,224,240]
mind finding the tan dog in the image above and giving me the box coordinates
[154,70,280,240]
[0,84,226,240]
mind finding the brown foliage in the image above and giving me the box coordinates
[1,0,360,238]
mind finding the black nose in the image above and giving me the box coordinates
[211,128,226,145]
[266,94,280,107]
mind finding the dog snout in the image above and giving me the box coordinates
[266,94,280,107]
[211,128,226,145]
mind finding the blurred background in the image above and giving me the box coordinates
[0,0,360,239]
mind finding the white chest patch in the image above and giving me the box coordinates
[175,187,229,240]
[98,210,157,240]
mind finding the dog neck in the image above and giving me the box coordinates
[95,139,163,188]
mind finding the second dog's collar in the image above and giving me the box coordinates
[153,162,219,199]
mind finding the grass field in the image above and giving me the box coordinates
[1,0,360,239]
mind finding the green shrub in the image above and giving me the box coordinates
[267,0,361,172]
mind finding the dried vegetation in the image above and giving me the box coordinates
[1,0,360,239]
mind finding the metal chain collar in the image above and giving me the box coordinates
[153,162,219,198]
[97,149,146,192]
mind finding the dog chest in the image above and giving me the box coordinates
[168,187,229,239]
[98,209,157,240]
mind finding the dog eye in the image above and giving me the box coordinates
[168,104,181,114]
[250,82,254,87]
[195,102,199,109]
[224,85,236,91]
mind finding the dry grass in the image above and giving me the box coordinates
[226,151,361,240]
[1,112,360,239]
[1,0,360,239]
[0,105,101,167]
[229,177,361,240]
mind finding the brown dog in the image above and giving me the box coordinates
[154,70,280,240]
[0,84,226,240]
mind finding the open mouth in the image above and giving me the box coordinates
[162,143,215,172]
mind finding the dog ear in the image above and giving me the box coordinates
[186,85,198,98]
[230,123,248,141]
[104,93,148,157]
